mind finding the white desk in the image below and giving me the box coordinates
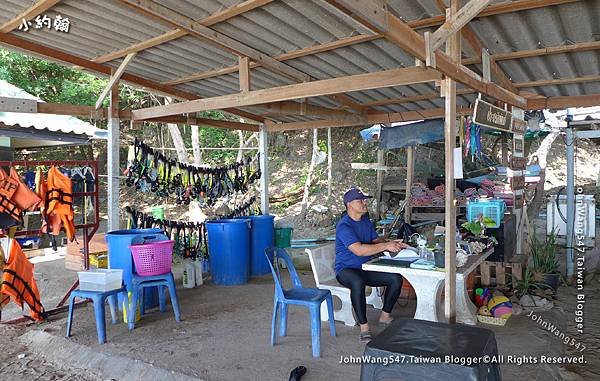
[362,248,493,325]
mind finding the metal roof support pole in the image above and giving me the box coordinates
[259,123,269,214]
[443,1,460,324]
[565,110,575,276]
[107,70,120,231]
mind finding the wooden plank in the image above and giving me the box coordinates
[515,74,600,88]
[444,0,460,324]
[429,0,491,51]
[238,56,251,92]
[163,34,379,85]
[363,88,474,107]
[93,0,274,63]
[408,0,580,29]
[528,94,600,109]
[404,146,415,224]
[265,106,473,131]
[130,67,442,120]
[0,32,264,122]
[0,0,62,33]
[256,101,355,119]
[496,265,506,286]
[119,0,310,82]
[511,263,523,281]
[351,163,403,171]
[480,262,491,286]
[95,52,136,109]
[327,0,527,108]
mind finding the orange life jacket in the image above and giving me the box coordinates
[0,239,45,321]
[35,168,49,234]
[0,245,8,310]
[45,166,75,241]
[9,168,41,211]
[0,169,22,221]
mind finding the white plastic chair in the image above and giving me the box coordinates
[306,243,383,326]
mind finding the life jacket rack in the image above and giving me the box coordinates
[0,160,99,324]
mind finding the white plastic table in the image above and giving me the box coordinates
[362,248,493,325]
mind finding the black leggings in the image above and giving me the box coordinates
[336,268,403,325]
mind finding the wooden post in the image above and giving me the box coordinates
[375,149,385,220]
[191,124,202,166]
[443,2,460,324]
[404,146,415,223]
[327,127,332,199]
[239,56,251,92]
[259,123,269,214]
[107,69,120,231]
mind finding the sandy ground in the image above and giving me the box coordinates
[1,250,597,380]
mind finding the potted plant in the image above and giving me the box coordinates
[528,227,560,291]
[511,268,547,299]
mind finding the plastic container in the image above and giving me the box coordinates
[275,227,293,248]
[206,219,250,285]
[105,228,166,309]
[78,269,123,292]
[152,206,165,220]
[466,199,505,228]
[240,215,275,276]
[129,240,174,276]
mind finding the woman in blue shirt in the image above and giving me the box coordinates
[335,188,409,343]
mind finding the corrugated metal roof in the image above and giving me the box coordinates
[0,0,598,124]
[0,80,103,138]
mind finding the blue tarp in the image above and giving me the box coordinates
[360,124,381,142]
[378,119,444,149]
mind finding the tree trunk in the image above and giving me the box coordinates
[191,124,202,166]
[327,127,332,199]
[237,130,245,162]
[164,97,188,163]
[301,129,318,214]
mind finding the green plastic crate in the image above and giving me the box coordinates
[275,227,293,248]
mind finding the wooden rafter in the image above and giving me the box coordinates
[516,75,600,88]
[118,0,310,82]
[0,32,264,122]
[409,0,580,29]
[265,107,473,131]
[433,0,517,94]
[93,0,274,63]
[463,41,600,65]
[95,52,136,109]
[238,56,251,92]
[253,101,357,119]
[325,0,527,108]
[118,0,366,113]
[162,34,380,85]
[0,0,62,33]
[130,67,442,120]
[528,94,600,109]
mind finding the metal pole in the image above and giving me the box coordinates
[565,109,575,276]
[259,123,269,214]
[107,70,120,231]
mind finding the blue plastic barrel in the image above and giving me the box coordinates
[241,215,275,276]
[105,228,167,309]
[206,219,250,285]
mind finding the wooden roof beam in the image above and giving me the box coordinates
[515,74,600,88]
[528,94,600,109]
[265,106,473,131]
[325,0,527,108]
[118,0,310,82]
[253,101,357,119]
[130,67,442,120]
[95,52,136,109]
[0,32,264,122]
[93,0,274,63]
[0,0,62,33]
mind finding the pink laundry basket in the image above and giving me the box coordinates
[129,240,174,276]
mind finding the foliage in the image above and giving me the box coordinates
[511,268,548,298]
[462,221,483,236]
[529,227,559,274]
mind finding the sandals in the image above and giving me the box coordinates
[359,330,372,343]
[289,366,307,381]
[379,318,394,326]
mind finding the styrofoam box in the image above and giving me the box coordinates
[77,269,123,292]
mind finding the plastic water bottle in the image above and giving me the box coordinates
[194,259,203,286]
[183,259,195,288]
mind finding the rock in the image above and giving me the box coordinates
[17,353,26,359]
[311,204,329,213]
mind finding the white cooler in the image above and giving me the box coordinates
[77,269,123,292]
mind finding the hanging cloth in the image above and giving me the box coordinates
[458,116,465,148]
[464,117,471,157]
[45,166,75,242]
[0,239,45,321]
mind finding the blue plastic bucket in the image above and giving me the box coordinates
[206,219,250,285]
[105,228,167,309]
[239,215,275,276]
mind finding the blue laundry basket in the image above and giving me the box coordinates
[239,215,275,276]
[105,228,167,309]
[206,219,250,285]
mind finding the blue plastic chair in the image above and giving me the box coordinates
[265,247,336,358]
[127,272,181,331]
